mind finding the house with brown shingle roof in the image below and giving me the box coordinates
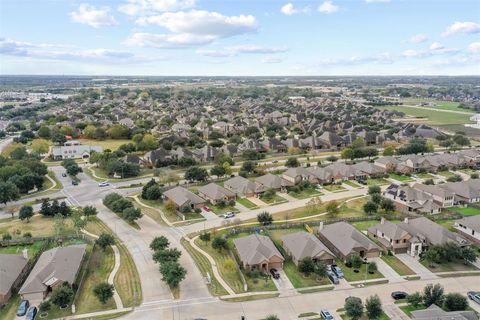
[234,234,284,271]
[281,231,335,266]
[198,183,236,204]
[0,254,28,305]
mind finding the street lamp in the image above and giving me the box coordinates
[364,257,368,285]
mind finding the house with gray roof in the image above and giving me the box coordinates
[411,304,478,320]
[19,244,87,301]
[198,183,236,204]
[318,222,381,261]
[51,144,103,160]
[163,186,207,210]
[455,215,480,244]
[0,254,28,305]
[281,231,335,266]
[368,218,418,254]
[224,176,265,197]
[255,173,294,192]
[234,234,284,271]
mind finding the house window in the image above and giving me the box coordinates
[395,240,399,244]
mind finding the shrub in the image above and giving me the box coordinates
[443,293,468,311]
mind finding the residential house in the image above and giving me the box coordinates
[411,304,478,320]
[317,222,382,261]
[384,184,442,215]
[367,218,417,254]
[51,144,103,160]
[455,215,480,244]
[163,186,207,210]
[19,244,87,301]
[281,231,335,266]
[197,183,236,205]
[224,176,265,197]
[255,173,294,192]
[0,254,28,305]
[234,234,284,271]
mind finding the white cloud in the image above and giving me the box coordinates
[316,52,394,66]
[280,3,309,15]
[124,32,215,48]
[262,57,283,64]
[365,0,391,3]
[408,34,428,44]
[402,49,421,58]
[429,42,444,50]
[197,45,288,57]
[467,42,480,54]
[70,4,117,28]
[118,0,195,16]
[318,1,339,14]
[442,21,480,37]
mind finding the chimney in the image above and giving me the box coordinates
[318,221,324,232]
[404,217,409,224]
[380,217,385,225]
[22,248,28,260]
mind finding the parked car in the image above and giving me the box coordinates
[331,265,344,278]
[98,182,110,187]
[391,291,408,300]
[71,180,78,185]
[327,271,339,284]
[320,309,335,320]
[468,291,480,304]
[26,306,37,320]
[203,206,212,212]
[16,300,30,316]
[61,173,67,177]
[224,212,235,219]
[270,268,280,279]
[272,160,279,163]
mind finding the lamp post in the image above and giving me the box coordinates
[364,257,368,285]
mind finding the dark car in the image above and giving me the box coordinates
[468,291,480,304]
[320,309,335,320]
[391,291,408,300]
[331,265,344,278]
[327,271,339,284]
[16,300,30,316]
[72,180,78,185]
[26,306,37,320]
[61,173,67,177]
[270,268,280,279]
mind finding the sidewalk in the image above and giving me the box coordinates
[370,257,406,283]
[396,254,438,280]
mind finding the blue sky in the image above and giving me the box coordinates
[1,0,479,75]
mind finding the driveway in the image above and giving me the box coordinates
[200,208,218,220]
[396,254,438,280]
[272,269,295,293]
[370,257,406,283]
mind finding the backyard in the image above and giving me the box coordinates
[450,206,480,216]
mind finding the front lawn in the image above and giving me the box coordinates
[343,180,361,188]
[288,187,323,199]
[78,139,131,151]
[236,197,259,209]
[335,259,384,282]
[416,173,435,180]
[209,203,239,215]
[389,173,413,182]
[323,184,347,192]
[366,178,390,186]
[283,260,330,288]
[381,255,415,276]
[437,170,455,178]
[260,193,288,205]
[421,260,479,273]
[451,206,480,216]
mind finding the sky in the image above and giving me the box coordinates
[0,0,479,76]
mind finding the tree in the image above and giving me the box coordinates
[265,316,279,320]
[165,200,177,213]
[0,181,20,205]
[368,185,381,195]
[257,211,273,226]
[383,145,395,156]
[96,233,115,251]
[363,201,378,215]
[31,139,49,155]
[298,257,316,276]
[144,185,162,201]
[407,292,423,307]
[352,137,366,149]
[326,155,338,162]
[380,198,395,214]
[153,248,182,264]
[210,165,226,177]
[326,200,339,218]
[365,295,383,319]
[71,211,87,235]
[368,261,378,273]
[341,148,355,160]
[199,232,211,243]
[184,167,209,182]
[59,201,71,217]
[443,293,468,311]
[423,283,444,307]
[422,249,440,267]
[19,205,34,222]
[50,285,74,307]
[461,247,477,265]
[93,283,115,304]
[285,157,300,168]
[240,160,257,173]
[159,261,187,287]
[122,207,143,223]
[40,199,52,216]
[83,205,98,219]
[212,236,228,251]
[351,255,363,271]
[345,297,363,320]
[314,263,327,278]
[38,301,51,314]
[150,236,170,251]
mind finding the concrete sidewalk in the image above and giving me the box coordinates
[370,257,406,283]
[396,254,438,280]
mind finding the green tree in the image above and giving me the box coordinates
[285,157,300,167]
[363,201,378,215]
[0,181,20,205]
[443,293,468,311]
[159,261,187,287]
[153,248,182,264]
[83,205,98,219]
[345,297,363,320]
[210,165,226,177]
[423,283,444,307]
[30,139,49,155]
[50,285,74,307]
[199,232,211,243]
[122,207,142,223]
[93,282,115,304]
[326,200,339,218]
[96,233,115,251]
[298,257,316,276]
[351,255,363,271]
[365,295,383,319]
[383,145,395,156]
[212,236,228,252]
[380,198,395,214]
[257,211,273,226]
[461,247,477,264]
[368,185,381,195]
[19,205,34,222]
[184,167,209,182]
[407,292,423,307]
[341,147,355,160]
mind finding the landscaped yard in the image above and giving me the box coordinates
[343,180,361,188]
[421,259,479,273]
[288,187,323,199]
[209,203,239,215]
[451,206,480,216]
[335,259,384,282]
[381,255,415,276]
[260,193,287,205]
[437,170,455,178]
[323,184,347,192]
[283,260,331,288]
[366,178,390,186]
[236,197,259,209]
[389,173,413,182]
[416,172,435,180]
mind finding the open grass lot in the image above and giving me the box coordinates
[323,184,347,192]
[283,260,331,288]
[0,215,75,238]
[260,193,287,205]
[236,197,259,209]
[78,139,131,151]
[381,255,415,276]
[401,98,475,113]
[389,173,413,182]
[421,259,479,273]
[338,197,368,218]
[0,241,45,257]
[335,259,384,282]
[288,187,323,199]
[451,206,480,216]
[437,170,455,178]
[366,178,390,186]
[377,105,473,126]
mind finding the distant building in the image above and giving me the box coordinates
[51,142,103,160]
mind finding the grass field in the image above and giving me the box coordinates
[338,197,368,218]
[377,105,474,126]
[236,197,259,209]
[401,98,475,113]
[260,193,288,205]
[451,206,480,216]
[0,241,45,257]
[421,259,479,273]
[389,173,413,182]
[416,173,435,180]
[78,139,131,151]
[0,215,75,238]
[381,255,415,276]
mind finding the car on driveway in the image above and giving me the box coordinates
[62,173,67,177]
[71,180,78,185]
[468,291,480,304]
[224,212,235,219]
[320,309,335,319]
[270,268,280,279]
[327,271,339,284]
[16,300,29,316]
[203,206,212,212]
[26,306,37,320]
[98,182,110,187]
[391,291,408,300]
[331,265,344,278]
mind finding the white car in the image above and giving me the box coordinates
[98,182,110,187]
[224,212,235,219]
